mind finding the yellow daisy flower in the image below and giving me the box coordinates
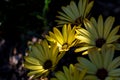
[24,40,65,78]
[75,15,120,55]
[55,0,94,26]
[45,24,78,52]
[50,64,87,80]
[76,46,120,80]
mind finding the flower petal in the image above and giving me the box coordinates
[109,68,120,76]
[104,16,115,39]
[62,24,67,42]
[106,35,120,44]
[28,70,47,77]
[102,46,114,69]
[70,1,79,18]
[108,56,120,71]
[62,6,76,20]
[97,15,104,37]
[107,26,120,39]
[76,57,97,74]
[84,75,98,80]
[24,56,41,66]
[55,71,66,80]
[88,49,103,68]
[76,36,95,45]
[84,1,94,17]
[83,19,98,39]
[75,46,94,52]
[113,43,120,50]
[106,77,120,80]
[53,27,64,45]
[63,66,70,80]
[68,25,76,44]
[57,11,73,20]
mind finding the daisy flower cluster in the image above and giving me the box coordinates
[24,0,120,80]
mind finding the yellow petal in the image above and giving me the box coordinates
[68,26,76,44]
[28,69,47,77]
[83,19,98,39]
[107,26,120,40]
[76,36,95,45]
[84,1,94,17]
[30,45,45,62]
[24,64,43,70]
[106,35,120,44]
[108,56,120,71]
[90,17,97,28]
[104,16,115,39]
[41,40,50,58]
[24,56,40,65]
[97,15,104,37]
[75,46,93,52]
[62,24,67,42]
[82,50,88,55]
[45,35,56,42]
[53,27,64,45]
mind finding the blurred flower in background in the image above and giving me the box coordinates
[76,46,120,80]
[55,0,94,26]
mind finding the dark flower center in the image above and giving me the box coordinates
[96,68,108,80]
[95,38,106,48]
[75,17,82,24]
[43,60,52,69]
[74,17,84,26]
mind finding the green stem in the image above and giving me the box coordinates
[42,0,51,31]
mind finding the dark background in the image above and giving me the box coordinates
[0,0,120,42]
[0,0,120,80]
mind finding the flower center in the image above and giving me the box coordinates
[43,60,52,69]
[75,17,82,23]
[96,68,108,80]
[95,38,106,48]
[62,43,68,50]
[74,17,83,26]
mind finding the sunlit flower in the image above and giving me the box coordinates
[55,0,94,26]
[50,64,87,80]
[75,15,120,55]
[46,24,78,51]
[76,46,120,80]
[24,40,65,78]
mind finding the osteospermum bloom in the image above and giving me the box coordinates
[24,40,65,78]
[76,46,120,80]
[75,15,120,55]
[50,64,87,80]
[45,24,78,51]
[55,0,94,26]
